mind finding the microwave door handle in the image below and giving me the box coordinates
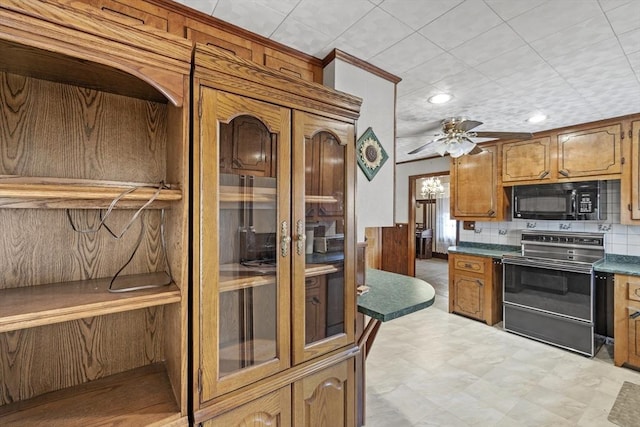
[571,196,576,215]
[514,195,518,212]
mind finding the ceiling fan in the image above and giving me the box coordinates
[405,117,533,158]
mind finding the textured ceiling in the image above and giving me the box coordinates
[176,0,640,162]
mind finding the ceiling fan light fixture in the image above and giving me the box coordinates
[527,113,547,123]
[428,93,452,104]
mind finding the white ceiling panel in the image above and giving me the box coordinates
[177,0,640,162]
[450,23,526,67]
[419,0,502,50]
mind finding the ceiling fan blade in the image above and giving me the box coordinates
[468,146,484,155]
[407,141,435,155]
[397,120,443,138]
[456,119,483,132]
[474,131,533,140]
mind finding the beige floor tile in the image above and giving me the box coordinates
[364,258,631,426]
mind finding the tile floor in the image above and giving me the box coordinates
[364,258,640,426]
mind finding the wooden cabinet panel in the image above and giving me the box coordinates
[502,137,553,183]
[293,359,355,427]
[220,115,274,177]
[451,144,502,220]
[202,387,292,427]
[451,274,485,320]
[615,274,640,368]
[380,223,412,276]
[557,123,622,179]
[79,0,169,30]
[629,120,640,221]
[449,254,502,325]
[186,26,254,60]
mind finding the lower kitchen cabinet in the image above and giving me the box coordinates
[449,254,502,325]
[614,274,640,368]
[202,387,292,427]
[293,359,355,427]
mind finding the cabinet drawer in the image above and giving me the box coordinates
[629,282,640,302]
[453,256,485,274]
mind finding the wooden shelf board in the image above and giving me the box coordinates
[306,195,339,203]
[0,275,181,333]
[219,185,276,203]
[0,178,181,209]
[305,264,342,276]
[0,363,183,426]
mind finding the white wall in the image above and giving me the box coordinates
[395,156,450,224]
[324,59,396,241]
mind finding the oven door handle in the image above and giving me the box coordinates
[502,257,593,274]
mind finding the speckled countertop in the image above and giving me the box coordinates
[448,242,520,258]
[357,268,435,322]
[594,255,640,276]
[449,242,640,276]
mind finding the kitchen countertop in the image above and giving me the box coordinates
[594,254,640,276]
[448,242,640,276]
[448,242,520,258]
[357,268,435,322]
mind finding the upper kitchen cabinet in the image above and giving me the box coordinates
[192,44,360,424]
[502,137,554,184]
[622,120,640,224]
[0,1,191,425]
[556,123,622,180]
[451,144,505,220]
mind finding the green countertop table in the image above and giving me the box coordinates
[357,268,436,321]
[355,268,436,427]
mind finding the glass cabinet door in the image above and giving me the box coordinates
[198,88,291,401]
[292,111,355,364]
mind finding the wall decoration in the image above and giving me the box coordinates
[356,127,388,181]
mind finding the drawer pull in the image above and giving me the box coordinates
[635,288,640,298]
[464,263,473,269]
[631,311,640,320]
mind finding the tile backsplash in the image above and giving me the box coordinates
[457,180,640,256]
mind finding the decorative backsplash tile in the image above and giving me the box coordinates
[457,180,640,256]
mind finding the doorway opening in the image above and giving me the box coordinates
[409,173,457,266]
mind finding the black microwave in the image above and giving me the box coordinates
[513,181,607,221]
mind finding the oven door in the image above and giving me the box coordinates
[503,257,593,322]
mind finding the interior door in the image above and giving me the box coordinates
[198,87,291,401]
[291,111,355,364]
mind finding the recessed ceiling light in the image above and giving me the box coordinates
[428,93,452,104]
[527,114,547,123]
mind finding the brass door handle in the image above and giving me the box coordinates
[559,169,570,177]
[280,221,291,257]
[539,170,549,179]
[296,219,306,255]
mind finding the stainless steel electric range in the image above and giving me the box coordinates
[502,230,605,356]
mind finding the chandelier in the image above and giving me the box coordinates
[421,177,444,198]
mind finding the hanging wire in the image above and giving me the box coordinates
[65,182,173,292]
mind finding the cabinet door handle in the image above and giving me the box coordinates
[559,169,570,177]
[487,210,495,217]
[296,219,306,255]
[312,297,321,305]
[539,170,549,179]
[476,280,483,287]
[635,288,640,298]
[280,221,291,257]
[631,311,640,319]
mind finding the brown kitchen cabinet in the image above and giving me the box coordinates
[623,120,640,223]
[502,137,554,183]
[0,2,191,425]
[557,123,622,180]
[293,359,355,427]
[451,144,505,220]
[614,274,640,369]
[192,44,359,424]
[449,254,502,325]
[202,386,292,427]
